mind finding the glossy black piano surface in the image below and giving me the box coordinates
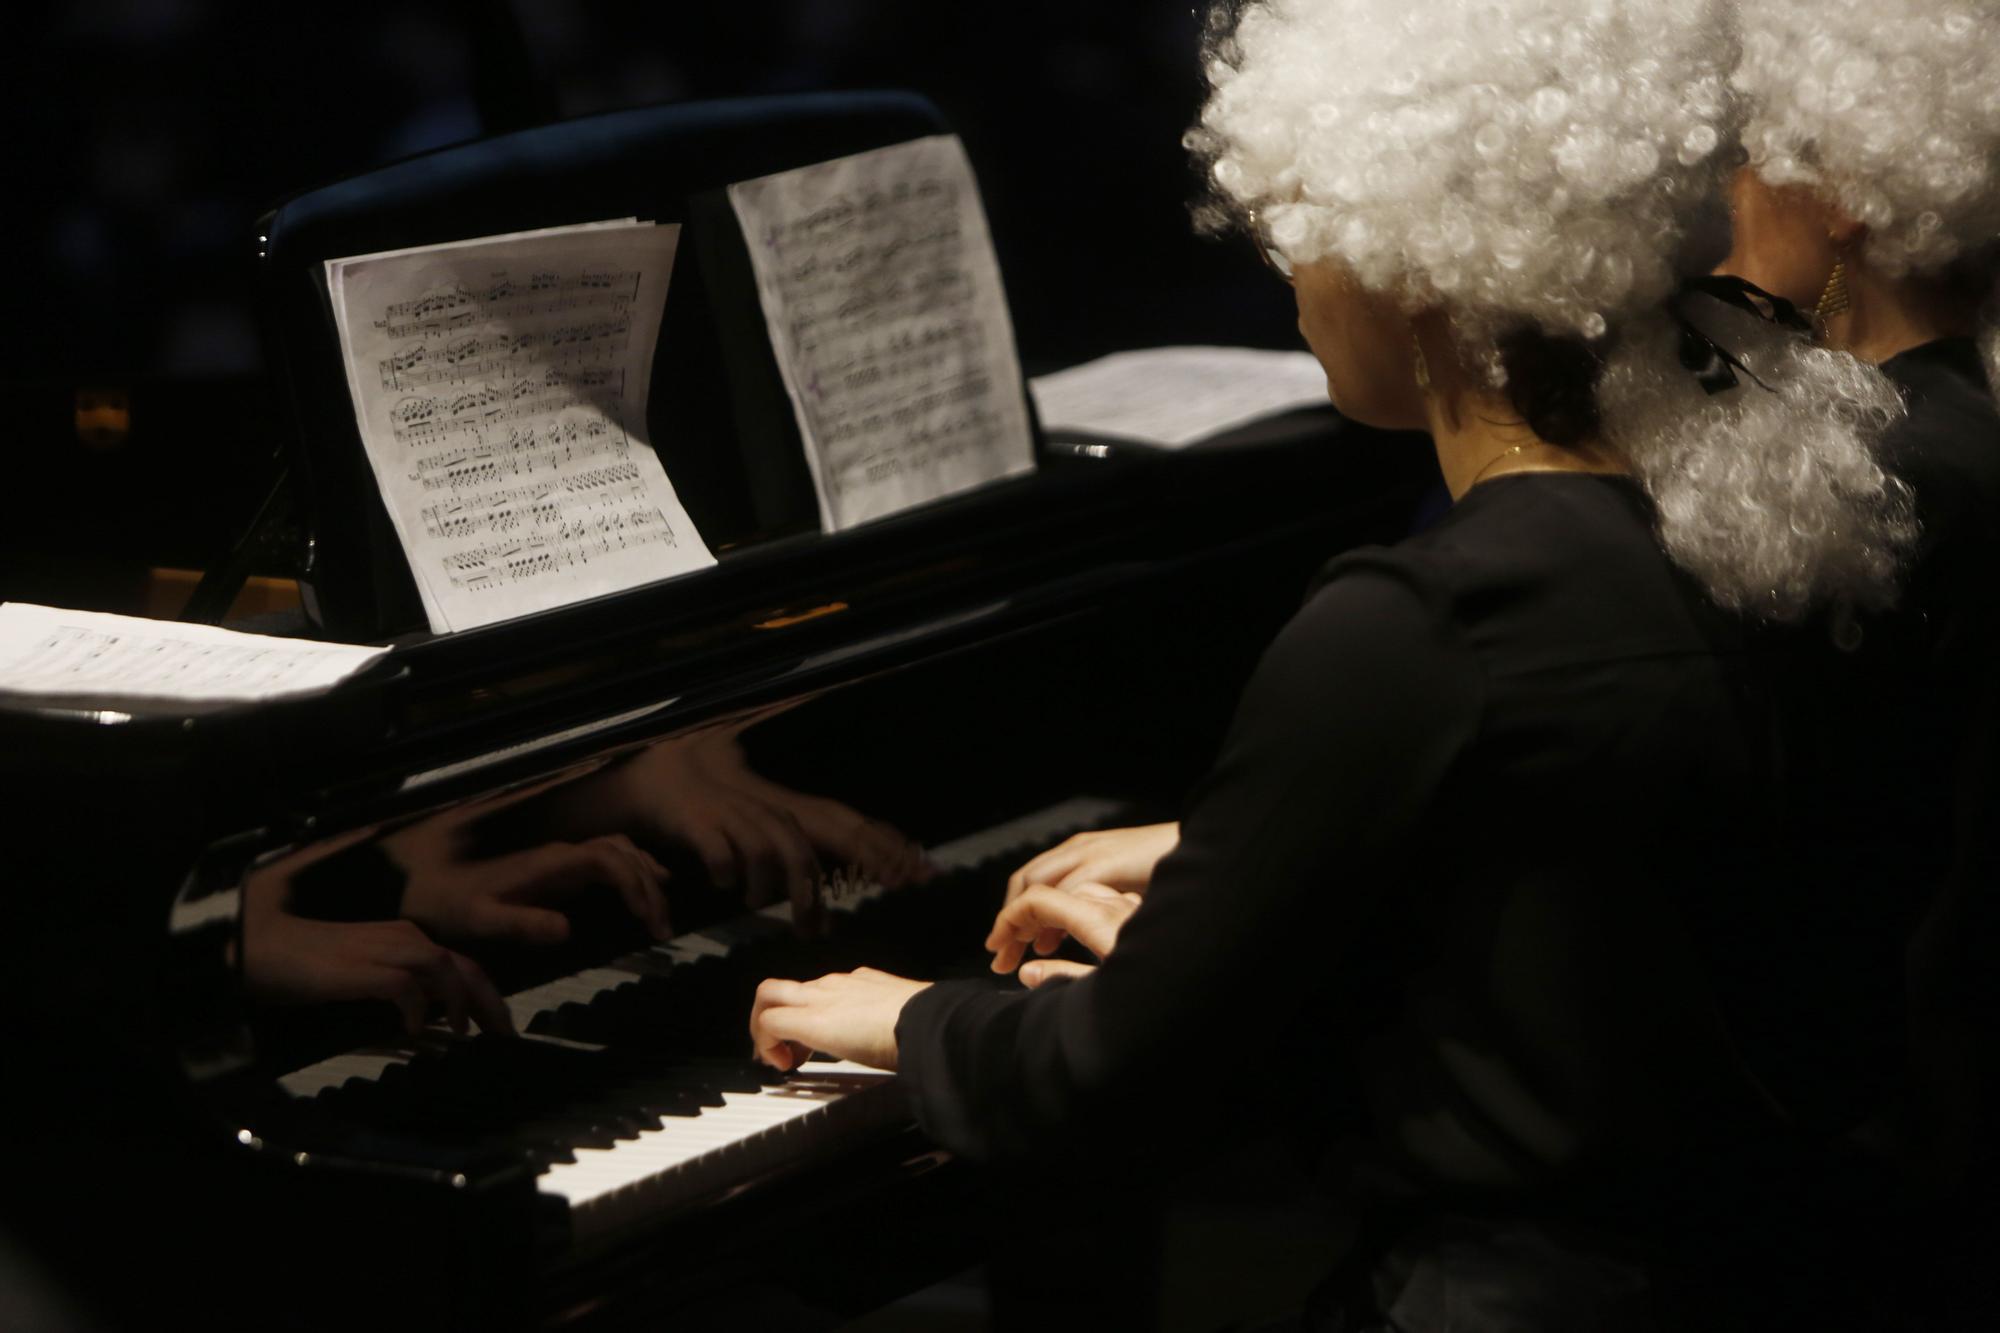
[1,416,1432,1330]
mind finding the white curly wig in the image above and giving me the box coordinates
[1601,304,1912,620]
[1189,0,1916,619]
[1733,0,2000,280]
[1188,0,1740,346]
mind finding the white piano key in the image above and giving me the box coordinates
[537,1063,898,1222]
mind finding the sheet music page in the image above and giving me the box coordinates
[0,603,389,706]
[327,220,716,633]
[1028,346,1334,449]
[728,135,1035,530]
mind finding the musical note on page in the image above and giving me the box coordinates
[728,136,1035,531]
[327,219,715,633]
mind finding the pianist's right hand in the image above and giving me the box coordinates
[987,881,1140,979]
[1005,822,1179,903]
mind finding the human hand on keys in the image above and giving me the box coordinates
[986,880,1142,988]
[1004,823,1178,905]
[748,967,930,1072]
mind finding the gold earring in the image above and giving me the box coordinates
[1412,331,1431,391]
[1814,254,1851,328]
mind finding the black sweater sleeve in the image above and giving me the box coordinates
[894,556,1483,1163]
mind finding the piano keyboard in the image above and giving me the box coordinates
[278,796,1127,1241]
[539,1058,900,1242]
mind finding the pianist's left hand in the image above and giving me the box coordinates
[749,968,930,1072]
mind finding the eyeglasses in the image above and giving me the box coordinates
[1246,209,1294,284]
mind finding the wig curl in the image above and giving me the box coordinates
[1601,302,1915,620]
[1189,0,1916,620]
[1733,0,2000,280]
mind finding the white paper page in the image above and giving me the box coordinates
[728,135,1035,531]
[326,220,715,633]
[327,224,651,632]
[1028,346,1333,449]
[0,603,388,705]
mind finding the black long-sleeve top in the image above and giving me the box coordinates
[899,473,1789,1224]
[1732,338,2000,1135]
[1880,337,2000,628]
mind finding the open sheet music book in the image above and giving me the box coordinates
[325,219,717,634]
[0,603,389,714]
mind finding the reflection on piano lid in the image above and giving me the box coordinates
[4,398,1432,1329]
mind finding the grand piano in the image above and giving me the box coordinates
[0,94,1432,1331]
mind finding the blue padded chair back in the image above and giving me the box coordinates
[259,92,951,640]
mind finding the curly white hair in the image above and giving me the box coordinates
[1601,303,1913,620]
[1733,0,2000,279]
[1188,0,1915,619]
[1188,0,1740,345]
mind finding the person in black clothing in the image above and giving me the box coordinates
[1721,8,2000,1324]
[749,3,1919,1327]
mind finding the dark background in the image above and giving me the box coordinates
[0,0,1300,610]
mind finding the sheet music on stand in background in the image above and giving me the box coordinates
[728,135,1036,531]
[326,219,716,633]
[0,603,389,712]
[1029,347,1335,450]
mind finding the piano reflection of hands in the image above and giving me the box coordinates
[383,792,670,946]
[239,832,515,1036]
[584,721,933,933]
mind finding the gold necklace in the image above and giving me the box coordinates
[1468,443,1533,488]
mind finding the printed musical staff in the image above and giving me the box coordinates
[377,314,633,390]
[441,505,683,592]
[418,461,651,539]
[410,419,624,491]
[387,368,627,443]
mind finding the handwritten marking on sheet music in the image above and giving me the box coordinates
[729,135,1034,530]
[327,221,715,632]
